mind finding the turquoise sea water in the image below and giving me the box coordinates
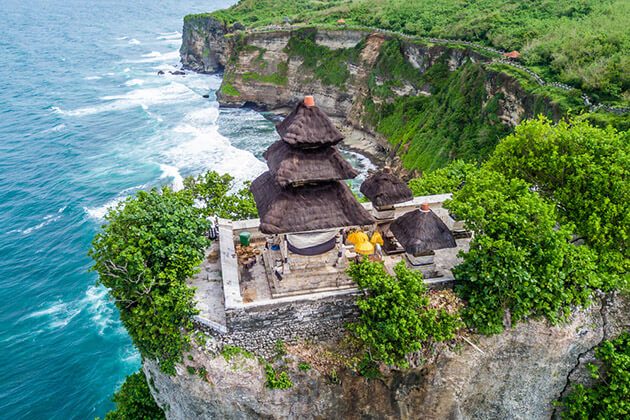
[0,1,373,418]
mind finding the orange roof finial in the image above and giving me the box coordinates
[304,95,315,107]
[420,202,430,212]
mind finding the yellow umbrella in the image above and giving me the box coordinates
[370,231,384,246]
[355,240,375,255]
[347,230,369,245]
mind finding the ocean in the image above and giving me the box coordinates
[0,1,373,418]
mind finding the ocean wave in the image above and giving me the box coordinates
[83,75,102,80]
[19,301,81,330]
[53,82,197,117]
[124,78,144,86]
[16,285,123,335]
[84,196,125,220]
[128,38,141,45]
[163,122,267,183]
[132,50,179,63]
[159,163,184,191]
[157,31,181,40]
[82,285,119,336]
[11,206,66,235]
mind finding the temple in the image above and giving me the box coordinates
[189,96,471,337]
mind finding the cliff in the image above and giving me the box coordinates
[145,292,629,419]
[180,19,566,171]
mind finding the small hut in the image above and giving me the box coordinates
[503,50,521,59]
[390,203,456,268]
[360,167,412,219]
[251,96,374,259]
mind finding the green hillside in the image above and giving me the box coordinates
[195,0,629,105]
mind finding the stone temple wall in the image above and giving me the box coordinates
[194,292,359,359]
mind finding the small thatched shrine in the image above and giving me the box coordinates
[251,96,374,257]
[360,167,412,220]
[390,203,456,270]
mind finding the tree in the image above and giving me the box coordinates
[348,260,461,367]
[408,160,478,195]
[103,371,165,420]
[447,169,597,334]
[183,171,258,220]
[90,187,209,373]
[487,117,629,290]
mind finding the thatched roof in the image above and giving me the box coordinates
[360,169,413,207]
[264,140,358,187]
[251,171,375,234]
[276,102,344,147]
[390,208,456,255]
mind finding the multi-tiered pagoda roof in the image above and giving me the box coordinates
[251,96,374,234]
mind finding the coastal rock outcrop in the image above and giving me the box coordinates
[145,293,629,419]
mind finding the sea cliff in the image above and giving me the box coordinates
[180,17,567,171]
[145,293,629,419]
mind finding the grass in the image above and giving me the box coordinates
[219,82,240,97]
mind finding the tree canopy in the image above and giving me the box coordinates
[90,187,209,373]
[488,117,629,290]
[448,169,597,334]
[348,260,461,367]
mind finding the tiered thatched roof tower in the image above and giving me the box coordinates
[251,96,374,236]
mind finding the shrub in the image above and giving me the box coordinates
[448,169,597,334]
[90,188,209,374]
[183,171,257,220]
[408,160,478,195]
[103,371,165,420]
[348,260,461,368]
[560,332,630,419]
[264,364,293,389]
[488,117,629,290]
[220,345,254,362]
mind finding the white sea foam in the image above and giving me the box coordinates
[124,78,145,86]
[84,75,102,80]
[157,31,181,40]
[128,38,141,45]
[40,123,66,134]
[132,50,179,63]
[84,196,125,220]
[55,82,197,117]
[163,121,267,183]
[116,36,128,40]
[20,301,81,329]
[13,206,66,235]
[82,285,117,335]
[159,163,184,191]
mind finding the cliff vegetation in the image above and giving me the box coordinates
[200,0,629,105]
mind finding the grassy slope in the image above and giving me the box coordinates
[199,0,629,104]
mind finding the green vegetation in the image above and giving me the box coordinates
[90,188,209,374]
[363,41,522,170]
[220,345,254,362]
[183,171,258,219]
[298,362,311,371]
[348,260,461,367]
[408,160,478,196]
[200,0,629,104]
[101,371,165,420]
[90,171,258,375]
[264,363,293,389]
[560,332,630,419]
[448,169,596,334]
[487,117,629,290]
[242,70,288,86]
[219,81,240,97]
[404,117,629,336]
[284,28,363,87]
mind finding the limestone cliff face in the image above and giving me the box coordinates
[145,293,629,420]
[180,23,559,127]
[180,16,229,73]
